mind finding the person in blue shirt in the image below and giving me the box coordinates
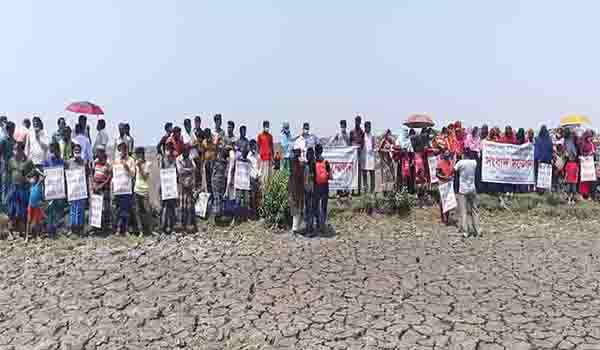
[26,168,45,242]
[279,121,293,172]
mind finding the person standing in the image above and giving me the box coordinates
[124,123,134,154]
[193,117,205,190]
[455,151,480,237]
[296,122,320,163]
[112,142,135,235]
[202,129,217,193]
[534,125,553,193]
[25,117,49,169]
[66,143,88,235]
[6,142,34,233]
[0,122,16,211]
[224,121,238,199]
[303,148,317,236]
[213,114,225,142]
[25,169,45,242]
[91,146,113,234]
[157,122,174,158]
[248,140,261,217]
[42,142,65,238]
[113,123,132,160]
[288,146,304,234]
[257,120,274,186]
[210,148,229,225]
[177,146,197,232]
[160,142,178,234]
[59,126,73,162]
[133,147,153,236]
[378,129,396,185]
[314,144,332,232]
[93,119,110,155]
[436,150,455,225]
[51,117,67,145]
[362,121,376,194]
[236,125,249,156]
[73,124,92,165]
[328,120,351,147]
[182,118,197,156]
[14,118,30,144]
[349,115,365,195]
[279,122,293,172]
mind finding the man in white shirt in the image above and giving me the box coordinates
[25,117,49,167]
[296,122,320,162]
[454,150,480,238]
[73,124,93,164]
[93,119,110,156]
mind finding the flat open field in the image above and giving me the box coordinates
[3,204,600,349]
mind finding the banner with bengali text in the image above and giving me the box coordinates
[482,141,535,185]
[322,146,359,191]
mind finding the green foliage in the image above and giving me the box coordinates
[383,188,417,215]
[258,169,290,227]
[544,192,563,207]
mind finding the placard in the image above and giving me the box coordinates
[160,167,179,200]
[428,156,439,184]
[481,141,534,184]
[89,194,103,228]
[44,166,66,200]
[438,181,457,213]
[112,164,133,195]
[580,156,597,182]
[65,167,88,201]
[234,161,251,191]
[322,146,359,191]
[195,192,211,218]
[536,163,552,189]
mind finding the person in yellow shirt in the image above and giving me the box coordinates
[133,147,153,236]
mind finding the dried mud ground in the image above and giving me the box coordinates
[3,206,600,350]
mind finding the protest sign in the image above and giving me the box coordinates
[438,181,457,213]
[536,163,552,189]
[195,192,211,218]
[112,164,132,195]
[428,156,439,184]
[234,161,251,191]
[89,194,103,228]
[160,167,178,200]
[322,146,359,191]
[65,168,87,201]
[44,166,66,200]
[482,141,534,184]
[580,156,597,182]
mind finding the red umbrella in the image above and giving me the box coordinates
[66,101,104,115]
[404,113,434,128]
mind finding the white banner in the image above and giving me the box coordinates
[195,192,211,218]
[482,141,535,184]
[536,163,552,189]
[89,194,103,228]
[439,181,457,213]
[65,168,88,202]
[161,167,179,200]
[580,156,597,182]
[234,161,251,191]
[322,146,359,191]
[44,166,66,200]
[112,164,133,195]
[428,156,439,184]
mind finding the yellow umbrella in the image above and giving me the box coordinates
[560,114,591,126]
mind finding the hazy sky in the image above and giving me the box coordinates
[2,1,598,145]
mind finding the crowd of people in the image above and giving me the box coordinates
[0,112,596,241]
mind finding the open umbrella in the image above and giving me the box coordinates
[404,113,434,128]
[66,101,104,115]
[560,114,591,127]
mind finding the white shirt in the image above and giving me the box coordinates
[25,129,49,165]
[248,152,261,180]
[454,159,477,194]
[93,130,110,154]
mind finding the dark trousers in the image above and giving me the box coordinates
[161,199,177,233]
[115,194,132,234]
[204,160,214,193]
[134,194,153,234]
[181,188,196,227]
[362,170,375,193]
[315,184,329,228]
[304,190,317,229]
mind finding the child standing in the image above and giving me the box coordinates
[42,142,65,238]
[248,140,261,218]
[304,148,317,236]
[288,147,305,234]
[565,155,579,205]
[66,143,87,235]
[436,150,455,224]
[177,146,197,232]
[112,142,135,235]
[314,144,331,232]
[160,142,178,234]
[92,146,112,234]
[26,169,45,242]
[210,148,229,225]
[133,147,153,236]
[235,148,251,222]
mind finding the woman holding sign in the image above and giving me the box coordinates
[579,130,596,199]
[112,141,135,235]
[42,142,65,238]
[6,142,34,233]
[66,143,88,235]
[92,146,112,234]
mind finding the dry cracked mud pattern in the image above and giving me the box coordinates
[2,210,600,349]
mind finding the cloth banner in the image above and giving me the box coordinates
[44,166,66,200]
[580,156,597,182]
[65,168,88,201]
[195,192,211,218]
[89,194,103,228]
[112,165,132,195]
[234,161,251,191]
[536,163,552,189]
[482,141,534,184]
[322,146,359,191]
[160,167,179,200]
[428,156,439,184]
[438,181,457,213]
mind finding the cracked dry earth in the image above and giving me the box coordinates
[2,212,600,350]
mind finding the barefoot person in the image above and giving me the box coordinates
[91,146,112,234]
[7,142,34,234]
[25,169,45,242]
[454,151,480,237]
[133,147,153,236]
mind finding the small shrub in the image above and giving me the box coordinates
[259,169,290,227]
[544,192,562,207]
[383,188,417,215]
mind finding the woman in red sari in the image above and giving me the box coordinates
[579,130,596,199]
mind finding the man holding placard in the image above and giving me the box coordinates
[134,147,153,235]
[65,143,88,235]
[91,146,112,233]
[112,141,135,235]
[42,142,66,238]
